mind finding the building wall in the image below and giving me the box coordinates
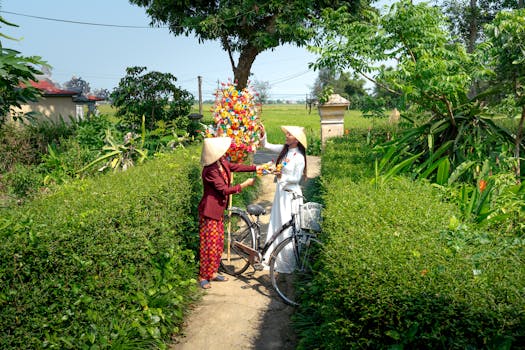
[11,96,79,123]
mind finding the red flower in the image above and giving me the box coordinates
[479,179,487,192]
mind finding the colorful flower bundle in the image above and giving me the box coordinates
[202,80,261,163]
[257,161,283,175]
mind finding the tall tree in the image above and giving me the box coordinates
[253,80,271,104]
[441,0,519,53]
[311,68,336,99]
[129,0,373,90]
[63,76,90,96]
[92,88,110,100]
[311,68,367,104]
[111,66,194,130]
[483,9,525,179]
[312,0,519,182]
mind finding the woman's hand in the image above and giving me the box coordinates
[240,178,256,189]
[259,124,265,139]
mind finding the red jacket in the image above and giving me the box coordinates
[198,157,256,220]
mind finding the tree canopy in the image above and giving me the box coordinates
[129,0,374,89]
[483,9,525,176]
[311,68,367,103]
[311,0,523,183]
[253,80,270,104]
[111,66,194,131]
[441,0,521,52]
[0,16,48,123]
[63,76,91,96]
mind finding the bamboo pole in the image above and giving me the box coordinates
[227,172,234,262]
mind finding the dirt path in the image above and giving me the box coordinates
[171,153,321,350]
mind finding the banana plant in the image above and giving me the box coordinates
[79,129,148,173]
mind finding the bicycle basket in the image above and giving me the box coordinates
[299,202,323,232]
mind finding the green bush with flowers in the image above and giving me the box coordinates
[294,131,525,349]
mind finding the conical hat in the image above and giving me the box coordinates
[281,125,307,149]
[201,137,231,166]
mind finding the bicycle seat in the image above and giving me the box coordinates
[247,204,266,216]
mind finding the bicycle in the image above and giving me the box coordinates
[220,189,323,306]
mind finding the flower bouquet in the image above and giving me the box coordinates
[202,80,261,163]
[257,161,283,176]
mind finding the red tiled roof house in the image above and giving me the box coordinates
[11,79,82,123]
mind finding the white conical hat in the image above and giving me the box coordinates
[201,137,231,166]
[281,125,307,149]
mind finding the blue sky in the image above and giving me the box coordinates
[1,0,325,101]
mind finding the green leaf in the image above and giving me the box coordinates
[436,158,450,185]
[447,160,475,185]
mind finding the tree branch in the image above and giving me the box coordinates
[358,70,402,96]
[398,32,416,63]
[441,95,456,127]
[221,35,236,71]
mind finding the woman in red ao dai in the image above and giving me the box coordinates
[197,137,262,289]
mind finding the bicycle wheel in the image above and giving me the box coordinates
[269,234,323,306]
[221,210,254,275]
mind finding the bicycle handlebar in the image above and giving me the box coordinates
[284,188,304,200]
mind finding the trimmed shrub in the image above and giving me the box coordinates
[321,130,379,182]
[0,148,202,349]
[295,134,525,349]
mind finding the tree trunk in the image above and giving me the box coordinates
[515,106,525,182]
[467,0,478,53]
[233,45,260,90]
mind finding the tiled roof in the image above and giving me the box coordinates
[73,94,105,103]
[29,80,78,96]
[87,95,105,101]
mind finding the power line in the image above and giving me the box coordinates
[0,10,164,28]
[0,6,261,29]
[269,70,312,86]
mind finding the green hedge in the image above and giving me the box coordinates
[321,130,380,182]
[0,148,203,349]
[295,132,525,349]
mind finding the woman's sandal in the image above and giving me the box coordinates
[212,275,228,282]
[199,279,211,289]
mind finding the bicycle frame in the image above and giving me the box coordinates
[260,218,296,258]
[222,189,322,305]
[225,207,259,262]
[226,188,304,267]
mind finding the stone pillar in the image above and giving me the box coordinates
[389,108,400,124]
[318,94,350,146]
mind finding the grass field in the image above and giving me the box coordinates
[97,103,387,146]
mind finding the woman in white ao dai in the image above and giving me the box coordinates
[260,125,308,272]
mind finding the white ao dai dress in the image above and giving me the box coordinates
[261,138,305,272]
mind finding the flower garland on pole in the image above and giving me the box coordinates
[202,80,261,163]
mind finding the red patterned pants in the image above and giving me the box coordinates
[199,216,224,281]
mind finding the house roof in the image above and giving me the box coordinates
[73,94,105,103]
[29,80,79,97]
[87,95,105,101]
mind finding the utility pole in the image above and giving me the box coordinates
[188,76,204,127]
[198,75,203,115]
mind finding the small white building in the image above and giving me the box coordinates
[11,79,81,123]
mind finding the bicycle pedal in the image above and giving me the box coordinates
[253,263,264,271]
